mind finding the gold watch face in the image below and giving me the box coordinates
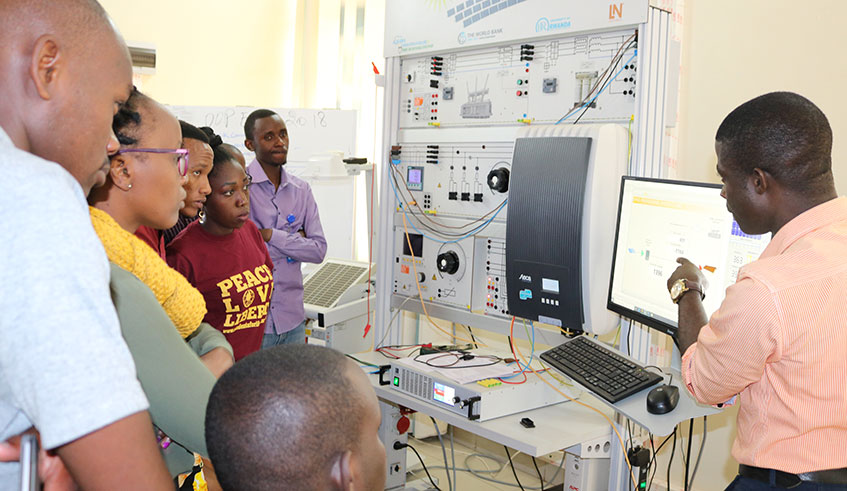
[670,279,686,300]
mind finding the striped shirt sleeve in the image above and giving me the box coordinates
[682,276,783,404]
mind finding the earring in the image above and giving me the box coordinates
[198,208,206,224]
[127,184,132,190]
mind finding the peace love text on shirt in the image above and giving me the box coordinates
[216,265,273,332]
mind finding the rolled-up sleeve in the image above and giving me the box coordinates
[681,276,783,404]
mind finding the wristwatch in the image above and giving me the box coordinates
[670,279,705,304]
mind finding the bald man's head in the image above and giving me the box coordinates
[0,0,133,194]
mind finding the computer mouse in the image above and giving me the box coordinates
[646,384,680,414]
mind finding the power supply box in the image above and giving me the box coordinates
[384,359,579,421]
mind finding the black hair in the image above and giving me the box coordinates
[112,87,152,147]
[715,92,833,194]
[205,345,365,491]
[208,136,238,180]
[244,109,279,141]
[198,126,221,146]
[179,121,209,144]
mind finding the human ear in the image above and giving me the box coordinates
[29,35,62,101]
[244,138,255,152]
[751,168,769,195]
[329,450,355,490]
[110,156,133,191]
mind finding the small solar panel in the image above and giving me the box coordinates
[303,261,369,309]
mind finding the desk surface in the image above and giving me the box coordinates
[355,351,614,457]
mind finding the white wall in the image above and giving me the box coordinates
[676,0,846,193]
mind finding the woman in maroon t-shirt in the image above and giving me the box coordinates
[167,145,273,361]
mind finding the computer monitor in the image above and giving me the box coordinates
[607,176,771,336]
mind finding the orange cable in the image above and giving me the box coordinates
[401,212,484,346]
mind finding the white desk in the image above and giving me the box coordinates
[356,351,614,457]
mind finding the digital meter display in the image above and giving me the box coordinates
[433,382,455,405]
[407,166,424,191]
[542,278,560,294]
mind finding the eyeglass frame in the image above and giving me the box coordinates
[115,148,190,177]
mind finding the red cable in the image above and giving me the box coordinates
[364,164,375,338]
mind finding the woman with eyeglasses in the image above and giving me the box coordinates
[168,141,274,362]
[87,88,233,480]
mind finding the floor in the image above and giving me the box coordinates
[403,434,563,491]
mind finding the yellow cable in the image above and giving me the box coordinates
[513,323,637,487]
[401,212,485,346]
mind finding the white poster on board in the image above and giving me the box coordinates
[167,105,357,163]
[384,0,648,56]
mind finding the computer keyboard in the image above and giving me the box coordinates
[540,336,663,403]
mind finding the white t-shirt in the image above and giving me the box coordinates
[0,126,149,486]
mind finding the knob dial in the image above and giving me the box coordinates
[487,167,510,193]
[436,251,460,275]
[452,396,461,405]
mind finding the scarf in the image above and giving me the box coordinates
[90,206,206,338]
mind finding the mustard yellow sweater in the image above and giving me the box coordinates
[90,206,206,338]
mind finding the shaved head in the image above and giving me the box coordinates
[0,0,111,47]
[0,0,133,194]
[206,345,386,491]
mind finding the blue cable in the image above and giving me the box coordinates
[502,319,535,379]
[389,168,508,244]
[555,50,638,125]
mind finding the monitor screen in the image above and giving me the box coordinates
[607,176,771,336]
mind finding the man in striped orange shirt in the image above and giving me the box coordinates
[668,92,847,489]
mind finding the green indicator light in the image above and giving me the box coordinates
[517,79,522,85]
[640,483,646,489]
[393,376,400,386]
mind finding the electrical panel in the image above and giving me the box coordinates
[399,29,637,129]
[388,27,637,326]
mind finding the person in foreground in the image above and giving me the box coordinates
[0,0,173,488]
[667,92,846,489]
[205,344,386,491]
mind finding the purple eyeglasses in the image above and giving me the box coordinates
[116,148,189,177]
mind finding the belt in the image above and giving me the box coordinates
[739,464,847,487]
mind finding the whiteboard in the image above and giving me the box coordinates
[167,105,360,261]
[166,105,357,163]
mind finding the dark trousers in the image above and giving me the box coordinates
[726,474,847,490]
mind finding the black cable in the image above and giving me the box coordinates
[572,40,635,125]
[689,416,708,487]
[531,456,543,488]
[400,442,442,491]
[556,33,637,123]
[503,446,526,491]
[647,431,675,491]
[465,324,479,349]
[685,419,694,491]
[648,435,657,491]
[666,428,677,491]
[414,351,502,369]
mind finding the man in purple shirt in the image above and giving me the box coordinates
[244,109,327,347]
